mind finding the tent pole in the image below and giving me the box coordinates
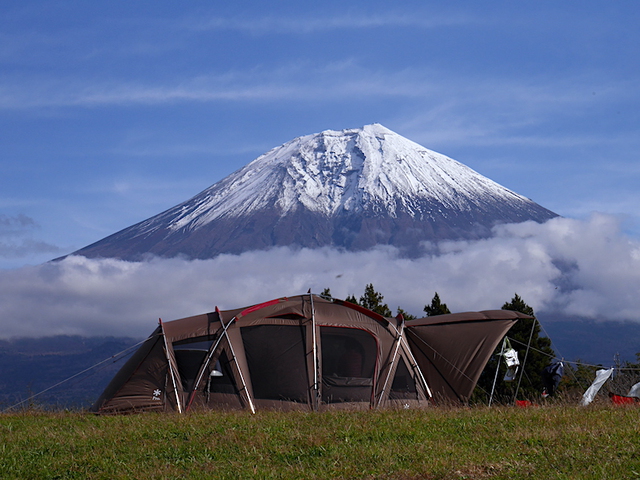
[488,338,506,406]
[402,332,432,400]
[187,306,234,411]
[513,318,537,405]
[215,310,256,414]
[309,292,320,411]
[226,324,256,414]
[159,319,183,414]
[377,317,405,407]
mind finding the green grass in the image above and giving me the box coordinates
[1,406,640,479]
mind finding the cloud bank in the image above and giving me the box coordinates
[0,214,638,339]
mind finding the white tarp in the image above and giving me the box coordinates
[580,368,614,406]
[628,381,640,398]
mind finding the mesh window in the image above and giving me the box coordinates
[241,325,308,403]
[321,327,377,403]
[390,356,417,400]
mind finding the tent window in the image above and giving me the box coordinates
[173,338,214,350]
[320,327,377,403]
[241,325,308,403]
[173,338,213,392]
[390,357,417,399]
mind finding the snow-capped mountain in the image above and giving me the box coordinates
[71,124,557,260]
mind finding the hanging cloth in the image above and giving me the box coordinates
[627,381,640,398]
[501,338,520,382]
[541,361,564,397]
[580,368,614,406]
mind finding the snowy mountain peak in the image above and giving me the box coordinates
[161,124,534,233]
[71,125,557,260]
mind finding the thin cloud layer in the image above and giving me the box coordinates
[0,214,62,260]
[0,214,638,339]
[186,13,474,35]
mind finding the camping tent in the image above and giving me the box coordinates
[92,294,526,413]
[406,311,529,403]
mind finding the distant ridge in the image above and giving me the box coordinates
[70,124,557,260]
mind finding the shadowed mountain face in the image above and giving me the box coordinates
[71,124,557,260]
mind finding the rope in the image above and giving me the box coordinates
[1,337,148,413]
[506,336,640,370]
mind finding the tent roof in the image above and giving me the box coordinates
[406,310,532,327]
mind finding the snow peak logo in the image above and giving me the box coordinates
[152,389,162,401]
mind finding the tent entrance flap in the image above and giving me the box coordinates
[389,357,418,400]
[320,327,377,404]
[241,324,308,403]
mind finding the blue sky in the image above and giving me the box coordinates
[2,1,639,269]
[1,2,640,348]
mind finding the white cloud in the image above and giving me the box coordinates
[0,214,639,339]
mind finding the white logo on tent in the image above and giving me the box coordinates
[152,389,162,400]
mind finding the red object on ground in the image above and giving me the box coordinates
[515,400,534,407]
[610,393,637,405]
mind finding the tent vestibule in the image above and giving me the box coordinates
[405,310,528,404]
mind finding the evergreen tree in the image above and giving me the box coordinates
[344,294,358,304]
[359,283,393,317]
[502,293,534,317]
[320,288,332,299]
[424,292,451,316]
[472,293,555,404]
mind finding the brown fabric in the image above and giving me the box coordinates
[93,296,517,413]
[406,310,529,404]
[92,327,168,413]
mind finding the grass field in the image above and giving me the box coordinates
[1,405,639,479]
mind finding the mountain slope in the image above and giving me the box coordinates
[72,124,557,260]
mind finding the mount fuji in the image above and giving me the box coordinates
[70,124,558,260]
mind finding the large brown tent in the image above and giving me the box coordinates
[92,294,528,413]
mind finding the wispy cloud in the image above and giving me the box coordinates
[2,61,633,119]
[185,12,476,35]
[0,214,37,234]
[0,214,638,338]
[0,214,62,259]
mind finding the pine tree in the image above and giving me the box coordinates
[320,288,333,299]
[344,294,358,304]
[424,292,451,316]
[472,293,555,404]
[358,284,393,317]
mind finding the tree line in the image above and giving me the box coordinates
[321,284,452,319]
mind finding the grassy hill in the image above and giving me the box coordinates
[1,405,639,479]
